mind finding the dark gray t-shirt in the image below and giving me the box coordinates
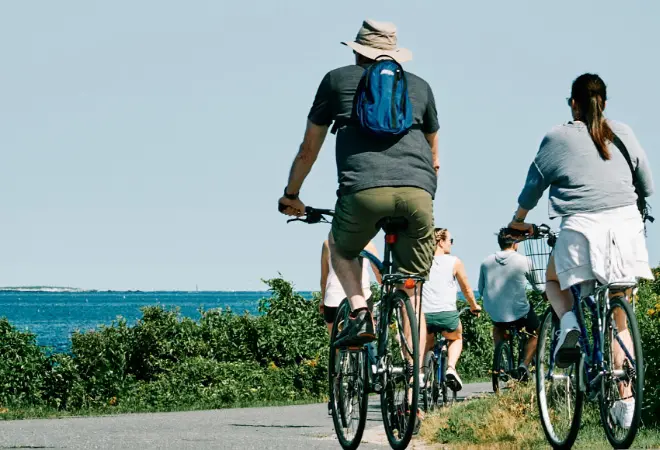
[308,64,440,198]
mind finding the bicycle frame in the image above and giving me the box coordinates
[362,236,425,372]
[504,326,528,369]
[434,337,448,386]
[547,282,638,396]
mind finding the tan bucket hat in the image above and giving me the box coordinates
[342,19,412,63]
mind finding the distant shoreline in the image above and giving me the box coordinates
[0,287,83,293]
[0,287,316,294]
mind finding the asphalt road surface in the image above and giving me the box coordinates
[0,382,492,449]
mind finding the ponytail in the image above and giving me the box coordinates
[571,73,614,160]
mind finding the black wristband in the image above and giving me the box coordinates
[284,187,298,200]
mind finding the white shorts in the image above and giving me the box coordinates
[553,205,653,290]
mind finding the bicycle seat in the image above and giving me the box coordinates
[375,217,409,234]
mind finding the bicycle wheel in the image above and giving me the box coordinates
[536,307,584,449]
[599,296,644,449]
[380,290,420,450]
[492,340,513,393]
[329,300,369,450]
[423,350,437,412]
[439,350,448,406]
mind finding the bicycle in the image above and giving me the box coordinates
[504,224,645,449]
[422,305,471,411]
[286,206,423,450]
[491,321,534,393]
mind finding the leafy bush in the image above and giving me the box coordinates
[0,276,331,414]
[0,319,49,406]
[459,310,495,382]
[637,267,660,425]
[0,271,658,423]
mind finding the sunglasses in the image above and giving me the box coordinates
[566,97,572,107]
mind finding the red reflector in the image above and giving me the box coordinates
[385,234,397,244]
[404,278,416,289]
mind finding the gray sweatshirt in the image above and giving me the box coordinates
[518,120,654,218]
[478,250,530,323]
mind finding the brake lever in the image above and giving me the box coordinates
[286,217,307,224]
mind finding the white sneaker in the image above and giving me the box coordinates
[610,399,635,429]
[445,367,463,391]
[554,312,581,368]
[419,373,426,389]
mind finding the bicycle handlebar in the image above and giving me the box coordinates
[280,205,335,224]
[458,305,481,317]
[501,223,554,241]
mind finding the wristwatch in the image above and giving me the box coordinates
[512,214,525,223]
[283,187,299,200]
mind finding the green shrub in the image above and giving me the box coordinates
[0,276,331,415]
[42,353,85,410]
[1,270,658,422]
[637,268,660,425]
[0,319,49,406]
[459,311,495,381]
[253,278,328,367]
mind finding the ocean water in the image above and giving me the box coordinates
[0,291,313,353]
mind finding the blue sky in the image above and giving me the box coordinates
[0,1,658,291]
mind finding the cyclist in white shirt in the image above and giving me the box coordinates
[422,228,481,391]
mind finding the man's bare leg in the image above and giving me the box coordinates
[329,232,367,311]
[523,335,538,366]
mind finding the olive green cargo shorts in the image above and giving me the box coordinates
[331,187,435,277]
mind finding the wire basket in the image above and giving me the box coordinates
[523,237,553,292]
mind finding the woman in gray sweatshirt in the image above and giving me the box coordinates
[507,73,653,429]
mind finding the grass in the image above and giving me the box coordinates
[0,397,325,421]
[420,384,660,449]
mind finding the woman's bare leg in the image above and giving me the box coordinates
[545,255,574,318]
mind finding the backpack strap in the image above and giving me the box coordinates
[331,118,422,135]
[611,134,654,223]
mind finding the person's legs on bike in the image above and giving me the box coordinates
[388,188,435,427]
[492,324,506,348]
[517,310,540,380]
[546,255,582,367]
[330,189,394,345]
[609,292,636,428]
[391,188,434,373]
[442,321,464,391]
[428,311,463,390]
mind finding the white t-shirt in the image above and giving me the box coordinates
[422,254,458,313]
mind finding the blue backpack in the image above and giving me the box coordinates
[332,57,414,136]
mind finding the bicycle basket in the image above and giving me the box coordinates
[522,236,552,292]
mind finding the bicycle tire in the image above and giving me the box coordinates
[423,350,437,412]
[599,296,644,449]
[329,300,369,450]
[380,290,420,450]
[492,340,513,393]
[439,348,448,406]
[536,307,584,449]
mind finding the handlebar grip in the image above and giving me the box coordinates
[531,224,539,238]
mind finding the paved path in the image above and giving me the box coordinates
[0,383,492,449]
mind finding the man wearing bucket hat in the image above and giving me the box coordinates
[279,19,440,350]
